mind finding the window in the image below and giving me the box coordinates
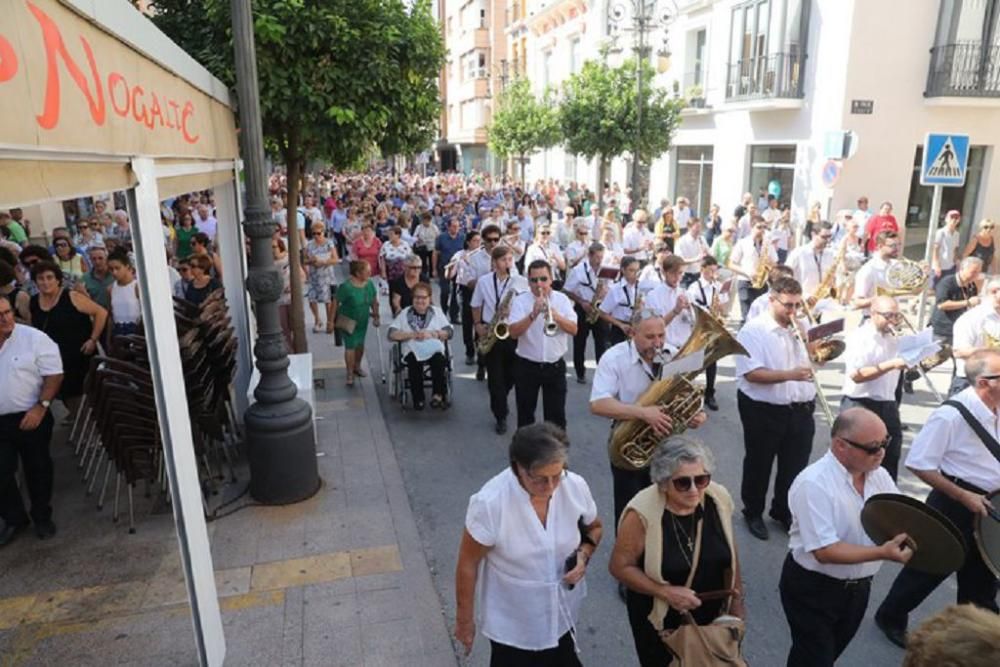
[674,146,713,217]
[685,29,708,91]
[927,0,1000,97]
[464,50,488,80]
[748,145,795,206]
[447,17,453,35]
[565,153,577,182]
[726,0,809,99]
[569,38,581,74]
[542,50,553,89]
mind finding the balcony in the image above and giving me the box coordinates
[725,52,804,103]
[925,42,1000,100]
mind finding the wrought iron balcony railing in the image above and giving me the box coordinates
[725,52,804,101]
[925,42,1000,98]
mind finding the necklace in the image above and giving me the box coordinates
[670,511,695,568]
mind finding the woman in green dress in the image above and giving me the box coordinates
[174,212,199,260]
[333,260,380,386]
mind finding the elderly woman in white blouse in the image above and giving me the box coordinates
[455,423,603,665]
[387,282,452,410]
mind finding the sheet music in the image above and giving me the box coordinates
[898,328,940,367]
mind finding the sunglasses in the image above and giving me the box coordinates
[529,276,550,283]
[670,474,712,492]
[485,236,500,243]
[541,231,551,235]
[840,436,889,456]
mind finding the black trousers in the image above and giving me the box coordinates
[514,357,567,430]
[0,411,55,527]
[703,362,717,399]
[839,396,903,481]
[439,274,460,321]
[332,231,347,259]
[413,246,432,280]
[490,631,581,667]
[780,554,871,667]
[572,304,609,380]
[612,462,651,534]
[486,338,517,420]
[737,283,767,326]
[609,324,628,347]
[460,285,478,362]
[404,352,447,404]
[736,391,815,522]
[877,483,1000,628]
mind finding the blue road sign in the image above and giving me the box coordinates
[821,160,841,188]
[921,133,970,187]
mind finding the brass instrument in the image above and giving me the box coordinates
[811,238,847,304]
[788,320,835,425]
[750,254,774,290]
[876,258,929,298]
[586,278,608,324]
[543,299,559,337]
[799,302,845,363]
[608,307,748,471]
[477,288,516,356]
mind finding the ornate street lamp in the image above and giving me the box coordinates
[607,0,676,210]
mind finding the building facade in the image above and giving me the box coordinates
[519,0,1000,257]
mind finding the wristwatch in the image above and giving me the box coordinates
[39,400,51,410]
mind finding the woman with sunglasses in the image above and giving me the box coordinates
[73,217,104,254]
[962,218,997,275]
[52,235,85,287]
[609,435,743,667]
[454,423,603,665]
[524,224,566,290]
[304,222,340,333]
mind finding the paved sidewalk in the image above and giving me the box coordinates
[0,324,457,666]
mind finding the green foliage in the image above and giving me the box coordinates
[487,77,560,164]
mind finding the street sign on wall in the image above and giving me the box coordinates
[921,133,970,187]
[821,159,841,188]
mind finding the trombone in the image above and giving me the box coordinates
[788,319,835,425]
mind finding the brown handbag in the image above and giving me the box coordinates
[659,513,747,666]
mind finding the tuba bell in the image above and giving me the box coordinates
[608,307,749,471]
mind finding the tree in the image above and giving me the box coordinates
[559,56,684,210]
[149,0,444,352]
[487,78,560,184]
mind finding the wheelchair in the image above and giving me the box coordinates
[388,339,454,410]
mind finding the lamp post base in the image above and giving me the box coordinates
[244,397,320,504]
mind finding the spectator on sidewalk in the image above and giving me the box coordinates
[864,202,899,255]
[77,244,114,310]
[332,260,379,388]
[433,219,465,323]
[0,212,28,246]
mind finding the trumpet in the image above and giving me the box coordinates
[544,299,559,337]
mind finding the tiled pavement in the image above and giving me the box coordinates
[0,325,457,666]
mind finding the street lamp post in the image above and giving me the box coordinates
[608,0,675,211]
[231,0,320,505]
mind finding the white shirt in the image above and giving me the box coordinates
[622,224,653,261]
[509,290,575,363]
[853,255,890,301]
[730,237,778,284]
[0,324,63,414]
[471,272,529,324]
[687,277,728,311]
[934,227,960,272]
[637,264,664,295]
[465,468,597,650]
[525,242,565,277]
[674,206,692,230]
[646,283,693,350]
[563,240,589,269]
[563,261,602,302]
[194,213,218,240]
[788,450,898,580]
[735,311,816,404]
[461,247,493,286]
[747,292,770,321]
[599,281,641,323]
[841,321,900,400]
[952,303,1000,376]
[906,386,1000,493]
[786,244,835,295]
[590,340,662,405]
[675,233,710,275]
[386,306,452,361]
[761,207,781,225]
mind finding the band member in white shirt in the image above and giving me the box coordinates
[949,275,1000,396]
[564,243,611,384]
[851,230,900,312]
[729,216,778,326]
[637,244,669,295]
[472,245,529,434]
[931,209,962,286]
[781,408,912,666]
[507,260,578,429]
[645,256,693,355]
[590,310,707,531]
[674,218,711,288]
[524,225,567,290]
[686,256,729,411]
[563,220,592,271]
[840,296,908,479]
[735,277,817,541]
[786,221,836,299]
[746,265,795,322]
[622,210,654,266]
[599,257,642,346]
[875,349,1000,648]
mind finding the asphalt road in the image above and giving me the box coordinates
[366,304,958,666]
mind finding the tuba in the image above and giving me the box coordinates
[608,307,749,471]
[876,258,928,298]
[477,288,516,356]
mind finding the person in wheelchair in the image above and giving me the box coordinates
[388,282,453,410]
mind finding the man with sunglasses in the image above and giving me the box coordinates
[507,260,577,430]
[782,408,912,666]
[929,256,983,387]
[460,224,506,373]
[735,276,818,541]
[949,275,1000,396]
[786,221,837,304]
[875,349,1000,648]
[840,296,908,480]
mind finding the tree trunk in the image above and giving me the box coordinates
[283,149,308,354]
[596,156,607,214]
[520,153,526,186]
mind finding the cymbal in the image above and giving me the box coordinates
[974,489,1000,578]
[861,493,966,575]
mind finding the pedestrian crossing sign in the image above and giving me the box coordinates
[921,133,970,187]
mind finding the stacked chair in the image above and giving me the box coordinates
[68,289,242,533]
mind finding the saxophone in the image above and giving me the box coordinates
[586,278,608,324]
[750,253,774,290]
[477,288,516,356]
[811,239,847,303]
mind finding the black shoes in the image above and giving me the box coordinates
[476,366,486,381]
[576,375,587,384]
[874,610,907,649]
[495,417,507,435]
[705,396,719,411]
[34,520,56,540]
[0,523,26,546]
[769,513,792,534]
[464,355,475,366]
[744,514,769,541]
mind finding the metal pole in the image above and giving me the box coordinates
[631,1,645,210]
[916,185,943,329]
[231,0,319,504]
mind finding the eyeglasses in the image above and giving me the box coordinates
[774,299,801,310]
[840,436,889,456]
[485,236,501,243]
[522,467,567,487]
[873,310,902,321]
[540,231,551,236]
[670,474,712,492]
[55,241,69,247]
[407,266,422,271]
[984,225,995,230]
[79,224,89,229]
[979,374,1000,382]
[529,275,550,283]
[818,234,833,240]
